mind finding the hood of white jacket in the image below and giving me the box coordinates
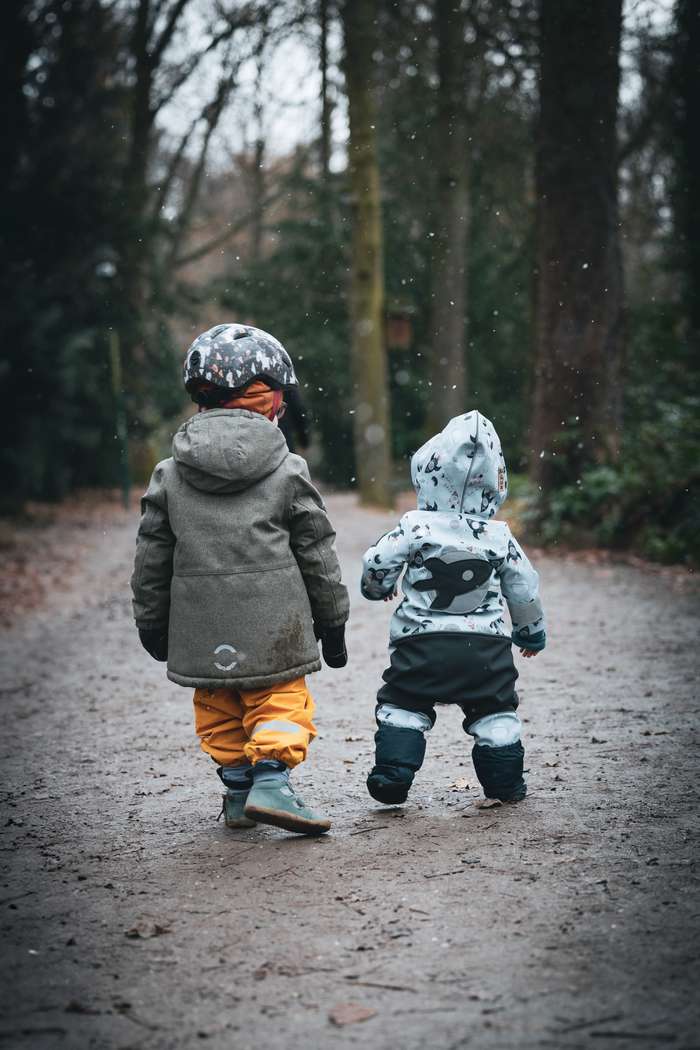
[410,411,508,517]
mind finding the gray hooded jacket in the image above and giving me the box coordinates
[361,411,545,648]
[131,409,349,689]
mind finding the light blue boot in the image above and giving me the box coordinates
[217,763,256,829]
[244,760,330,836]
[221,789,257,829]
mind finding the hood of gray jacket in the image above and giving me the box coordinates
[410,410,508,518]
[172,409,288,494]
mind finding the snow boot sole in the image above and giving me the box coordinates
[366,770,411,805]
[244,782,330,836]
[243,803,330,835]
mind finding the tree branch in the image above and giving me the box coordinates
[152,114,200,219]
[166,67,239,267]
[150,7,262,115]
[150,0,193,69]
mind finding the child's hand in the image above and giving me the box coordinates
[512,629,545,656]
[383,588,398,602]
[316,624,348,668]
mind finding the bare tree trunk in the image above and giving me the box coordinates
[248,27,269,266]
[342,0,393,507]
[530,0,624,493]
[319,0,332,185]
[250,132,265,264]
[676,0,700,352]
[120,0,153,370]
[429,0,470,432]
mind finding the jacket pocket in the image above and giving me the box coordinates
[167,563,318,681]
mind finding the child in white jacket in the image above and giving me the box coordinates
[360,411,545,805]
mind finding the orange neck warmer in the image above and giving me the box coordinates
[217,381,283,421]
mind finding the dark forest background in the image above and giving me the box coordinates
[1,0,698,565]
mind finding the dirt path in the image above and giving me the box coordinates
[1,495,699,1050]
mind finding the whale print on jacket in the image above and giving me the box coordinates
[360,411,544,644]
[413,549,493,612]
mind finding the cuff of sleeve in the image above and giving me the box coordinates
[135,620,169,632]
[313,613,349,633]
[361,581,393,602]
[511,629,546,651]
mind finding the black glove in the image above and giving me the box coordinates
[315,624,347,668]
[138,627,168,662]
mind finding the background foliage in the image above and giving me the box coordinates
[1,0,698,564]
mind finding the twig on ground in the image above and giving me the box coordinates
[349,825,390,836]
[345,978,417,992]
[589,1033,676,1042]
[423,869,467,879]
[0,891,36,906]
[553,1013,623,1034]
[259,867,298,880]
[223,846,259,864]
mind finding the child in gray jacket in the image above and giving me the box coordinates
[132,324,349,835]
[360,411,545,805]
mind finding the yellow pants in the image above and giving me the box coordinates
[192,677,316,769]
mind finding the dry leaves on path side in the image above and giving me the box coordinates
[0,490,132,626]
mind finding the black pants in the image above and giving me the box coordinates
[368,633,525,804]
[377,632,518,726]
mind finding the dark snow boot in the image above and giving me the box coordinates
[367,723,427,805]
[472,742,526,802]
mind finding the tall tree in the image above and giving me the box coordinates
[319,0,333,186]
[0,0,131,503]
[674,0,700,352]
[429,0,470,430]
[342,0,393,507]
[530,0,625,493]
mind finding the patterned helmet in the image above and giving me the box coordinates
[183,324,297,403]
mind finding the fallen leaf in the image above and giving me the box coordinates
[329,1002,377,1027]
[124,922,171,940]
[475,798,503,810]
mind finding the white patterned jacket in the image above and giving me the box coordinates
[361,412,546,650]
